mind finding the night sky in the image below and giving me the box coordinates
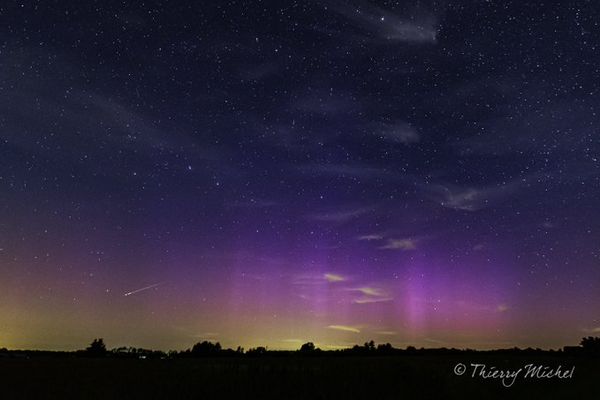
[1,1,599,351]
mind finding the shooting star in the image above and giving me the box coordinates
[123,282,165,297]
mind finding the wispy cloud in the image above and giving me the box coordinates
[308,207,372,223]
[0,55,222,175]
[350,286,393,304]
[357,234,384,241]
[541,221,555,229]
[354,297,393,304]
[374,331,398,336]
[441,188,486,211]
[293,272,347,285]
[428,179,526,212]
[353,287,386,296]
[496,304,509,313]
[455,99,596,157]
[378,238,417,250]
[327,325,361,333]
[374,121,420,144]
[582,326,600,333]
[324,273,346,282]
[329,1,438,44]
[280,338,304,344]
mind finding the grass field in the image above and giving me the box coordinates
[1,353,598,399]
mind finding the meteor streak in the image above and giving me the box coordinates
[123,282,164,297]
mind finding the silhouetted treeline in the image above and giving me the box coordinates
[2,337,599,359]
[580,336,600,354]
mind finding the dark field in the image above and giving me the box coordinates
[1,354,598,399]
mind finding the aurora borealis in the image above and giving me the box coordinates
[1,1,599,351]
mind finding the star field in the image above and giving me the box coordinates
[0,0,599,350]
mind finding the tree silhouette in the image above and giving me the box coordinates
[86,338,107,356]
[247,346,267,356]
[191,341,222,356]
[580,336,600,354]
[300,342,316,353]
[377,343,393,354]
